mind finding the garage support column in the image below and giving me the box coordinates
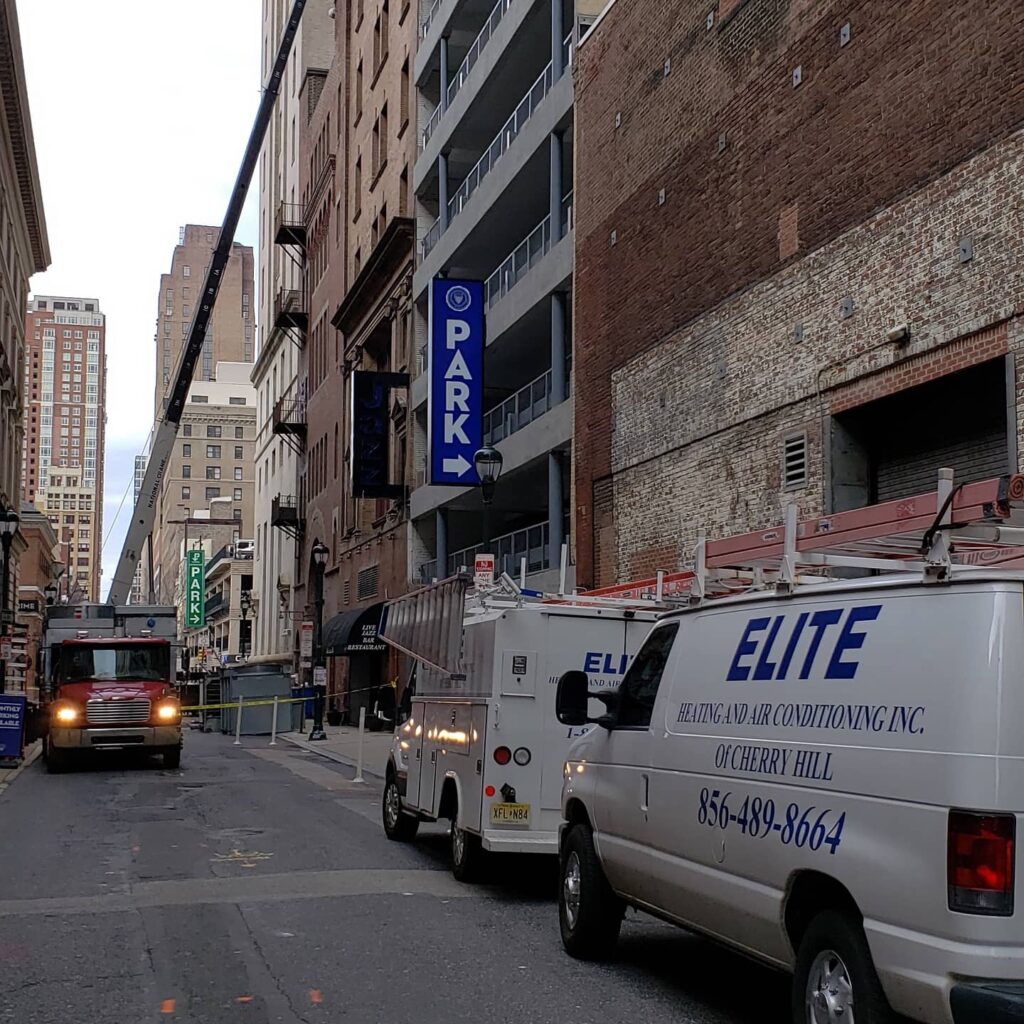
[438,151,449,232]
[440,36,450,113]
[548,452,564,573]
[549,132,563,242]
[435,509,448,581]
[550,291,566,403]
[551,0,564,79]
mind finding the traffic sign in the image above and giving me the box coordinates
[300,621,314,659]
[428,278,484,486]
[474,553,495,588]
[313,666,327,686]
[185,550,205,628]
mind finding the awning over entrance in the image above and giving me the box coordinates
[323,603,387,656]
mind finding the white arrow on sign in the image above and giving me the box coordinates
[442,455,471,477]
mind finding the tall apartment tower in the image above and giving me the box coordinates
[130,452,148,603]
[22,296,107,602]
[150,228,255,604]
[252,1,333,667]
[154,225,255,415]
[409,0,600,591]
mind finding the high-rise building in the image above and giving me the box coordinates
[153,225,255,415]
[152,362,256,606]
[0,0,50,615]
[131,452,148,603]
[408,0,598,592]
[252,1,332,668]
[150,228,255,605]
[22,296,106,601]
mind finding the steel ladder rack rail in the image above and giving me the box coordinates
[587,469,1024,605]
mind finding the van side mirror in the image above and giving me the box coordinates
[556,671,590,725]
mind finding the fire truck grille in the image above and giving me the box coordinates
[86,699,152,725]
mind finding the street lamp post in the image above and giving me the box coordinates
[0,507,20,695]
[473,446,504,552]
[239,589,253,660]
[309,540,329,742]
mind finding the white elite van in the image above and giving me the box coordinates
[556,474,1024,1024]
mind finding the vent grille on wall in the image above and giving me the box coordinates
[357,564,379,601]
[783,434,808,490]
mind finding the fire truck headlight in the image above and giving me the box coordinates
[157,703,181,721]
[54,705,78,724]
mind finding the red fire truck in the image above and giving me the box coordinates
[40,604,182,772]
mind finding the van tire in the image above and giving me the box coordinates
[450,812,483,882]
[383,777,419,841]
[559,823,624,960]
[792,910,895,1024]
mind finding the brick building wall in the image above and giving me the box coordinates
[573,0,1024,586]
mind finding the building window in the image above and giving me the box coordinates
[182,465,191,478]
[182,486,191,500]
[182,424,192,437]
[234,446,243,459]
[207,444,221,458]
[183,265,191,277]
[183,444,191,457]
[229,396,246,405]
[206,487,221,500]
[356,59,363,120]
[400,58,409,129]
[233,508,242,521]
[234,467,243,481]
[208,425,221,438]
[206,466,221,480]
[192,395,208,404]
[233,487,243,500]
[235,426,244,439]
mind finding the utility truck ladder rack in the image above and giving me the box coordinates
[380,574,471,682]
[588,469,1024,605]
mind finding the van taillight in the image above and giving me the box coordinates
[948,811,1015,916]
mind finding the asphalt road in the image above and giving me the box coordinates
[0,731,787,1023]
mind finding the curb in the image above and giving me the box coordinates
[0,740,42,796]
[279,733,387,781]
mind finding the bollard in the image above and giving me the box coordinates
[353,706,366,783]
[269,696,279,746]
[234,695,244,745]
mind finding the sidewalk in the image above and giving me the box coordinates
[0,740,42,796]
[280,723,394,781]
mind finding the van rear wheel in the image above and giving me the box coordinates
[450,811,483,882]
[792,910,895,1024]
[559,823,624,960]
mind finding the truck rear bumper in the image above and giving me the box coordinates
[51,726,181,750]
[481,829,558,854]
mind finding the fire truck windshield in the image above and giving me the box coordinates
[57,644,170,683]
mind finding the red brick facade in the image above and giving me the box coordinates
[573,0,1024,586]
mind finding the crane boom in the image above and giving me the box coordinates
[106,0,308,605]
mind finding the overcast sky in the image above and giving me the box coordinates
[19,1,262,599]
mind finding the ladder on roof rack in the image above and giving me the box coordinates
[588,469,1024,604]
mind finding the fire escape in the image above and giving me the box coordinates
[270,200,308,544]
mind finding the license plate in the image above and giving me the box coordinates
[490,802,530,826]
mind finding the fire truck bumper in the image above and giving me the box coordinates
[50,726,182,750]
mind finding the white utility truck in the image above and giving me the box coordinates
[379,574,661,880]
[556,469,1024,1024]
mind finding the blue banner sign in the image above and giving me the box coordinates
[0,694,26,760]
[429,278,484,486]
[351,370,409,499]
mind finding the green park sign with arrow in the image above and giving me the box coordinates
[185,549,205,628]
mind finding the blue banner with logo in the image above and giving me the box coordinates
[0,694,26,760]
[429,278,484,486]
